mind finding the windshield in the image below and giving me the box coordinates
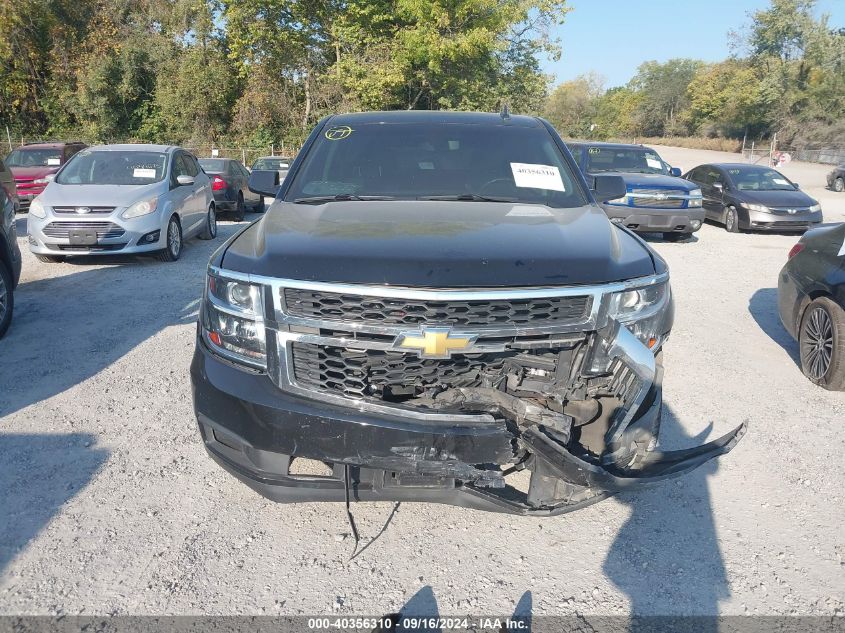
[6,148,62,168]
[252,158,290,171]
[198,159,226,173]
[726,166,796,191]
[584,147,669,175]
[286,122,587,208]
[56,150,168,185]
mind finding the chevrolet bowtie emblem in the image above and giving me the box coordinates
[394,328,477,359]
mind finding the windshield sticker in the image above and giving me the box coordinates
[772,178,790,185]
[646,158,663,170]
[325,125,354,141]
[133,168,157,179]
[47,158,60,166]
[510,163,565,191]
[588,147,601,154]
[507,206,553,217]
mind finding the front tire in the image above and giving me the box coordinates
[157,216,182,262]
[799,297,845,391]
[254,197,265,213]
[834,177,845,193]
[199,204,217,240]
[0,260,13,339]
[233,193,245,221]
[724,206,740,233]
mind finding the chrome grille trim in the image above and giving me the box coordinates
[42,221,125,239]
[52,206,116,215]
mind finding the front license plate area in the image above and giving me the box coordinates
[68,229,98,246]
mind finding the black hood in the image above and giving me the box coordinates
[221,201,658,287]
[735,188,818,207]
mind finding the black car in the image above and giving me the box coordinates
[684,163,823,232]
[0,178,22,338]
[198,158,263,220]
[826,164,845,193]
[190,111,744,516]
[778,223,845,390]
[567,142,704,241]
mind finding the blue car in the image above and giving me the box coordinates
[567,142,704,241]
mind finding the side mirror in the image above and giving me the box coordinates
[249,169,281,198]
[591,174,627,203]
[669,167,682,177]
[176,175,195,186]
[793,182,800,189]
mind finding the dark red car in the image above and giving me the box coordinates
[4,141,87,210]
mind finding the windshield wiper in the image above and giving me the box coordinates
[293,194,396,204]
[418,194,517,203]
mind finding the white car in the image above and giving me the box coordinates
[27,144,217,262]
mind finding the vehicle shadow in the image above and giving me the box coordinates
[0,221,246,418]
[748,287,800,366]
[603,405,729,628]
[639,232,700,244]
[0,433,109,574]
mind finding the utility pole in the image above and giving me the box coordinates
[5,126,11,152]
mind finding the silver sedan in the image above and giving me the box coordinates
[27,144,217,262]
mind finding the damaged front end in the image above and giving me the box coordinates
[199,268,745,515]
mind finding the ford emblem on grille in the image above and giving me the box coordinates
[76,207,91,214]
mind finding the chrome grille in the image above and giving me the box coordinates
[42,221,125,239]
[53,206,116,215]
[629,188,686,209]
[282,288,592,327]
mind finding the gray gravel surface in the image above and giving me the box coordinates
[1,148,844,617]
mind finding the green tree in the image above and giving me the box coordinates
[627,58,705,136]
[543,72,603,138]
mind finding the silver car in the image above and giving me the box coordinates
[27,144,217,262]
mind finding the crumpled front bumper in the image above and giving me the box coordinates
[191,319,745,515]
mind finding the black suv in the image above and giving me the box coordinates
[190,111,744,516]
[0,161,22,338]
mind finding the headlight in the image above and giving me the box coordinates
[809,203,821,213]
[202,271,266,369]
[607,280,671,349]
[743,202,769,213]
[122,197,158,219]
[688,189,702,207]
[607,195,629,205]
[29,198,46,218]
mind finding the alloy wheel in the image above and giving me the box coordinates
[836,178,845,193]
[0,270,7,327]
[168,220,181,258]
[726,209,736,231]
[802,306,834,380]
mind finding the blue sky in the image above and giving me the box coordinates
[542,0,843,88]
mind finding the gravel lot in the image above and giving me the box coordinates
[1,147,844,618]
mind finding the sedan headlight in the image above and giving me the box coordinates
[688,189,703,207]
[809,203,821,213]
[202,271,266,369]
[743,202,769,213]
[122,197,158,219]
[29,198,47,218]
[607,280,671,349]
[606,195,629,206]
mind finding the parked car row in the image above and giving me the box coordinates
[566,142,825,239]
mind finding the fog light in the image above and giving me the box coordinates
[139,230,160,244]
[691,220,702,230]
